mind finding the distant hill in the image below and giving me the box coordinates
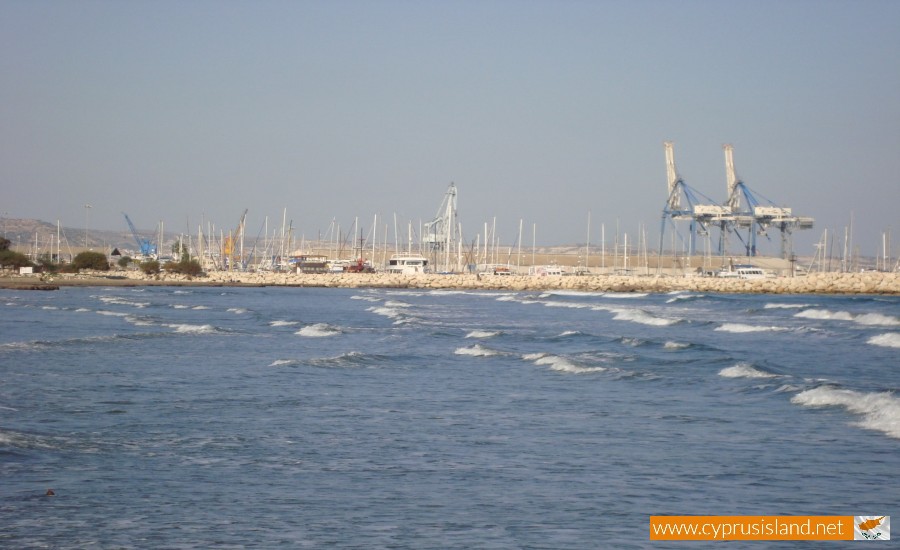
[2,218,162,256]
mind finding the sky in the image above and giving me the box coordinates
[2,0,898,258]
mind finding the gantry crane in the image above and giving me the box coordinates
[658,141,732,261]
[423,182,461,272]
[722,144,813,258]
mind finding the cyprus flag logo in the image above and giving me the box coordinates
[855,516,889,540]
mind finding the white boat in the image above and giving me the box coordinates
[529,264,564,277]
[387,254,428,274]
[715,265,767,279]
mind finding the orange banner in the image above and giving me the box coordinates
[649,516,855,541]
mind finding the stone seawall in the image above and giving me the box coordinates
[103,270,900,294]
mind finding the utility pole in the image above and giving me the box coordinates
[84,204,92,249]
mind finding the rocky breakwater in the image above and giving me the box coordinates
[122,270,900,295]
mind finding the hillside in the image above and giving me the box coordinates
[2,218,159,255]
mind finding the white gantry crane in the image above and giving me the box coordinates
[722,144,813,258]
[659,141,732,264]
[423,182,462,272]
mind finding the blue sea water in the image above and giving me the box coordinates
[1,285,897,548]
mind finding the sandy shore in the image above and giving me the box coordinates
[2,270,899,294]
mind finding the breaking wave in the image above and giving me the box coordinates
[795,309,899,326]
[269,320,299,327]
[715,323,788,333]
[273,352,384,368]
[664,341,690,350]
[367,306,408,324]
[168,323,219,334]
[666,293,705,303]
[719,363,778,379]
[868,333,900,349]
[296,323,342,337]
[530,354,606,374]
[607,308,679,327]
[795,308,855,321]
[454,344,500,357]
[854,313,900,326]
[791,386,900,439]
[465,330,500,339]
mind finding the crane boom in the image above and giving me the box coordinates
[122,212,157,257]
[664,141,681,210]
[723,144,742,211]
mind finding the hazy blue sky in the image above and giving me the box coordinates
[2,0,898,256]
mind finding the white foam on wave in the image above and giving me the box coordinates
[351,295,381,302]
[269,320,299,327]
[96,310,128,317]
[795,309,899,326]
[794,308,855,321]
[609,308,679,327]
[540,290,604,298]
[666,293,704,303]
[715,323,788,333]
[466,330,500,339]
[75,308,91,313]
[719,363,777,379]
[454,344,499,357]
[544,300,591,309]
[173,304,190,309]
[602,292,649,299]
[384,300,411,308]
[495,294,518,302]
[664,341,689,349]
[296,323,342,337]
[868,333,900,349]
[368,306,402,319]
[269,359,298,367]
[227,307,247,314]
[125,316,155,327]
[764,303,812,309]
[558,330,581,337]
[791,386,900,439]
[97,296,149,308]
[522,352,547,361]
[532,354,606,374]
[854,313,900,326]
[169,323,217,334]
[41,306,59,310]
[192,305,210,310]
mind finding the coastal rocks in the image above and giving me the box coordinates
[7,270,898,295]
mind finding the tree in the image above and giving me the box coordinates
[37,254,61,273]
[72,251,110,271]
[0,249,32,269]
[117,256,133,269]
[0,237,10,251]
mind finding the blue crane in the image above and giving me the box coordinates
[122,212,158,257]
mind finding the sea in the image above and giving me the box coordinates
[1,285,897,549]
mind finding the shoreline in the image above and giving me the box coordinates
[2,271,899,295]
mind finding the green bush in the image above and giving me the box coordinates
[163,259,203,276]
[117,256,133,269]
[139,260,160,275]
[72,251,110,271]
